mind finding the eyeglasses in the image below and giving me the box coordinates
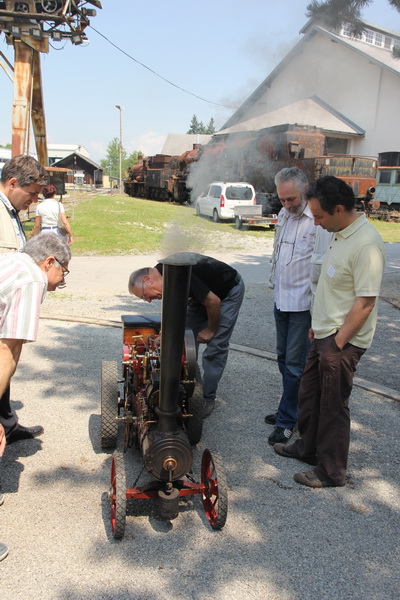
[54,257,70,277]
[141,279,146,300]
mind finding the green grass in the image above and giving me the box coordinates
[51,194,275,256]
[368,219,400,243]
[23,194,400,255]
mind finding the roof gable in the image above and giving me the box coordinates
[222,19,400,130]
[53,152,102,170]
[218,96,365,137]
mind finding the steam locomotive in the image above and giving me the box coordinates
[123,146,201,204]
[124,125,378,210]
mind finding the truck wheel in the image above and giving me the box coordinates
[235,216,243,230]
[213,210,220,223]
[195,203,201,216]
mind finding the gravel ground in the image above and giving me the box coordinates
[0,238,399,599]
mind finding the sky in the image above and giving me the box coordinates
[0,0,399,164]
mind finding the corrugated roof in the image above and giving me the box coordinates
[217,96,365,136]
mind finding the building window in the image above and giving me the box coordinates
[342,24,352,37]
[384,36,392,50]
[374,32,382,47]
[365,29,373,44]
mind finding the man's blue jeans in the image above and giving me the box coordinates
[274,305,311,429]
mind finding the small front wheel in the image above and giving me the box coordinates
[201,449,228,529]
[110,449,126,539]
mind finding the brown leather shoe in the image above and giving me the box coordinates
[273,443,298,458]
[274,443,318,465]
[294,469,344,488]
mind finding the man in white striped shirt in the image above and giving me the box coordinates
[266,168,316,445]
[0,155,49,443]
[0,235,71,444]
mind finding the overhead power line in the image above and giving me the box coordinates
[89,25,239,110]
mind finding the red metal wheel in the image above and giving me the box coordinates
[109,450,126,539]
[201,449,228,530]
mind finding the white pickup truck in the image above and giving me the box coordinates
[233,204,278,230]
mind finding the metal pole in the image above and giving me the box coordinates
[115,104,123,192]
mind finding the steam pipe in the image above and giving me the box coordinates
[157,255,194,433]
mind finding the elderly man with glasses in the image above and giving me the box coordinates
[0,234,70,446]
[266,167,326,446]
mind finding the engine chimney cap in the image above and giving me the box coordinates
[159,252,198,266]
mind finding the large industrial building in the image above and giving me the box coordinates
[218,18,400,158]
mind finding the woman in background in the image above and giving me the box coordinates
[33,184,73,246]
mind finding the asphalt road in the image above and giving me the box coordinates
[0,244,399,599]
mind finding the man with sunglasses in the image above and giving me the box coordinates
[128,253,245,418]
[0,234,70,445]
[0,155,50,444]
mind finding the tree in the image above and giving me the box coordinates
[187,114,216,134]
[0,143,11,149]
[100,137,127,178]
[123,150,144,174]
[306,0,400,57]
[206,118,216,134]
[187,114,201,134]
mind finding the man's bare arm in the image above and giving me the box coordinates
[334,296,376,350]
[197,291,221,343]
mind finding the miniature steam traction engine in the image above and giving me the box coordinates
[100,256,228,539]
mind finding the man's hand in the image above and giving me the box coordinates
[309,328,315,342]
[0,424,6,457]
[197,328,216,344]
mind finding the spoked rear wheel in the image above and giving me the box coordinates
[201,449,228,530]
[110,449,126,539]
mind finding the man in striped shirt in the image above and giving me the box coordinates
[266,168,317,446]
[0,235,70,444]
[0,155,49,443]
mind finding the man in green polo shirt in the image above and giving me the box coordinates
[274,176,385,488]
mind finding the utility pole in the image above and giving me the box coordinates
[115,104,124,191]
